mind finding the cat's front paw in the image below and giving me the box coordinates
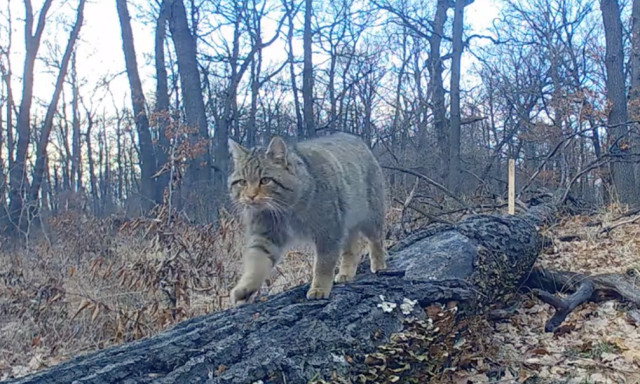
[306,287,331,300]
[230,284,257,306]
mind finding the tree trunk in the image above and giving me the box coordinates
[428,0,449,182]
[86,112,99,215]
[302,0,315,137]
[285,0,304,138]
[28,0,86,214]
[631,0,640,106]
[166,0,213,213]
[7,0,53,232]
[630,0,640,195]
[600,0,638,206]
[116,0,158,213]
[247,50,261,148]
[154,0,171,204]
[448,0,465,193]
[4,191,571,384]
[71,51,82,192]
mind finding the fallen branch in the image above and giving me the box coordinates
[599,214,640,235]
[557,234,582,242]
[532,279,595,332]
[525,266,640,332]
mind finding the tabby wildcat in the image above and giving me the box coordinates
[228,133,387,305]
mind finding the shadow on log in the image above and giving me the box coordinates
[6,194,564,384]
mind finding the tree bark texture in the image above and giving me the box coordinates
[600,0,638,206]
[5,194,562,384]
[116,0,158,212]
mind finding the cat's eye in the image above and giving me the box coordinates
[233,179,247,187]
[260,177,273,185]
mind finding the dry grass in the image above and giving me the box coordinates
[1,203,640,383]
[0,206,316,381]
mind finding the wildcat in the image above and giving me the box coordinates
[227,133,387,305]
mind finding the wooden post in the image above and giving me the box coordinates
[508,159,515,215]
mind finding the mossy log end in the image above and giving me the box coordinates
[6,200,560,384]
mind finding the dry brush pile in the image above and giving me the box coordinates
[0,205,315,380]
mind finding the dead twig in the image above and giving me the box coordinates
[598,214,640,235]
[392,197,454,226]
[382,165,477,214]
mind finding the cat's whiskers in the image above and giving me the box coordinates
[266,197,288,218]
[264,199,285,222]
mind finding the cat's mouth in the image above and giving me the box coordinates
[240,197,284,213]
[240,198,267,209]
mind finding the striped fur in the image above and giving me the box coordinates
[228,133,387,305]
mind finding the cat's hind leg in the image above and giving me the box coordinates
[335,231,361,283]
[361,222,387,273]
[307,241,340,300]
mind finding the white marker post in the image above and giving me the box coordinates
[508,159,515,215]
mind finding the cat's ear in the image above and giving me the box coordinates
[228,139,249,164]
[266,136,287,165]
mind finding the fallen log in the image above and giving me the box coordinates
[6,195,562,384]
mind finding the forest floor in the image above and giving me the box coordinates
[455,211,640,384]
[0,207,639,383]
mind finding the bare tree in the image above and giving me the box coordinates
[600,0,637,206]
[154,0,171,202]
[7,0,53,231]
[283,0,304,137]
[447,0,468,192]
[302,0,315,137]
[70,51,82,192]
[116,0,158,212]
[29,0,87,219]
[166,0,213,214]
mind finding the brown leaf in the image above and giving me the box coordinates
[530,347,549,355]
[70,299,92,321]
[91,303,100,323]
[553,323,575,337]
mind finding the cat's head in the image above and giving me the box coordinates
[228,136,303,213]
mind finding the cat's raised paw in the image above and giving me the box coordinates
[306,287,331,300]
